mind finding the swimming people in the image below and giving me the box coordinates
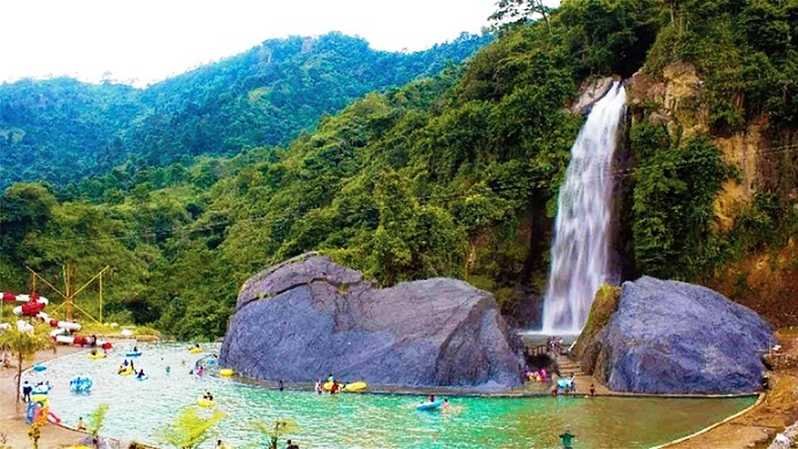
[442,399,450,410]
[77,416,86,431]
[286,440,299,449]
[166,366,171,375]
[202,391,214,401]
[428,394,436,403]
[559,428,576,449]
[314,379,322,395]
[136,369,146,379]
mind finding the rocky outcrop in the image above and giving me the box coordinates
[578,276,775,394]
[769,421,798,449]
[220,254,524,390]
[570,76,618,115]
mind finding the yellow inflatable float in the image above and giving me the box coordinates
[118,367,135,376]
[219,368,234,377]
[88,352,106,360]
[343,381,368,393]
[189,347,203,354]
[323,380,367,393]
[197,397,214,408]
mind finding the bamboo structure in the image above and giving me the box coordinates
[25,264,110,324]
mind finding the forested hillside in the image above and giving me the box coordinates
[2,0,796,339]
[0,32,489,187]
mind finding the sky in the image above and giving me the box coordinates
[0,0,512,87]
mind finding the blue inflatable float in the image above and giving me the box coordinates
[69,376,93,394]
[126,351,142,357]
[416,399,444,411]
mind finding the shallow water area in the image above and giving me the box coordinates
[38,343,754,449]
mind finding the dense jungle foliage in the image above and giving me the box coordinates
[1,0,796,339]
[0,32,489,188]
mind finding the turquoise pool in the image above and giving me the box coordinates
[36,343,754,449]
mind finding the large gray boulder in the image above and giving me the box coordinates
[579,276,774,394]
[220,254,524,390]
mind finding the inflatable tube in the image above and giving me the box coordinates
[47,411,61,425]
[55,335,75,345]
[30,394,49,405]
[126,351,142,357]
[197,398,214,408]
[118,367,135,376]
[52,321,81,331]
[25,402,38,424]
[416,400,444,411]
[219,368,234,377]
[70,376,93,394]
[343,381,368,393]
[189,347,203,354]
[88,352,106,360]
[32,364,47,372]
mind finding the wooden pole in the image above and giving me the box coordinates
[99,272,103,324]
[64,264,73,322]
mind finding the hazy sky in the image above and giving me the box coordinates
[0,0,510,87]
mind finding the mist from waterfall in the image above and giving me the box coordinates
[541,81,627,335]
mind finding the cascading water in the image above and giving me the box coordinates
[540,81,627,335]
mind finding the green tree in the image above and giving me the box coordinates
[252,418,299,449]
[87,403,109,447]
[159,406,225,449]
[0,322,54,403]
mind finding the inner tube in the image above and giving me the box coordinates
[30,394,49,405]
[343,381,368,393]
[88,352,106,360]
[416,399,444,411]
[32,364,47,372]
[197,398,214,408]
[188,347,203,354]
[126,351,142,357]
[219,368,234,377]
[118,368,134,376]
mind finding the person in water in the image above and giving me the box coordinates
[165,365,171,375]
[203,391,214,401]
[285,439,299,449]
[133,345,138,352]
[559,428,576,449]
[278,379,284,391]
[136,369,146,379]
[589,383,596,397]
[428,394,436,403]
[442,399,450,410]
[215,439,231,449]
[314,379,322,395]
[77,416,87,431]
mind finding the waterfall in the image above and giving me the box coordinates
[541,82,627,335]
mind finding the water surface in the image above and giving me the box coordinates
[38,344,753,449]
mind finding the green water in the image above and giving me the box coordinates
[38,343,753,449]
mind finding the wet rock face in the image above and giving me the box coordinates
[580,276,775,394]
[220,254,524,390]
[570,76,618,115]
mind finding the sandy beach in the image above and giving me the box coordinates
[1,346,85,449]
